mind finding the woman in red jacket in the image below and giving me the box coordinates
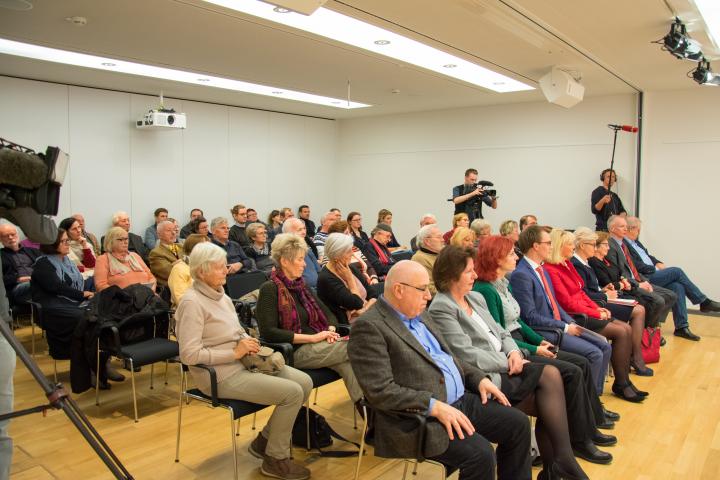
[545,229,641,403]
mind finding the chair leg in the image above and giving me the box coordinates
[236,418,241,436]
[412,460,419,476]
[229,408,238,480]
[252,412,257,431]
[305,399,311,452]
[150,363,155,390]
[164,360,169,385]
[353,406,369,480]
[313,387,319,405]
[53,360,58,384]
[402,460,410,480]
[95,341,101,406]
[30,318,36,358]
[353,405,357,430]
[175,368,184,463]
[130,359,139,423]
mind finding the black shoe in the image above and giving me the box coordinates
[631,360,654,377]
[611,383,645,403]
[552,463,591,480]
[699,299,720,313]
[106,365,126,382]
[532,455,543,467]
[674,327,700,341]
[602,407,620,421]
[592,431,617,446]
[660,336,667,346]
[90,375,111,390]
[629,383,649,397]
[596,418,615,430]
[572,440,613,465]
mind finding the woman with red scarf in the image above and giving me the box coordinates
[256,233,363,407]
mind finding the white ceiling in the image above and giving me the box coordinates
[0,0,714,119]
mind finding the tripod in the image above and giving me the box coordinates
[0,319,133,479]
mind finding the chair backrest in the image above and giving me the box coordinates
[225,271,267,300]
[391,250,413,262]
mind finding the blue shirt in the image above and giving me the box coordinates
[626,239,654,267]
[302,250,322,289]
[382,296,464,414]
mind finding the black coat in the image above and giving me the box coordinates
[317,264,373,324]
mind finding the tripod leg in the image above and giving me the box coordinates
[95,340,100,406]
[130,359,138,423]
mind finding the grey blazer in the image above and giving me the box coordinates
[606,237,645,286]
[428,291,520,388]
[347,297,488,459]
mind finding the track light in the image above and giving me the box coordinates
[659,18,704,61]
[690,58,720,85]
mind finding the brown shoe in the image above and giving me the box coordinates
[249,432,268,460]
[260,457,310,480]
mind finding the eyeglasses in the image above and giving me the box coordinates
[598,242,609,246]
[400,282,429,293]
[581,242,596,247]
[59,239,70,244]
[536,241,552,245]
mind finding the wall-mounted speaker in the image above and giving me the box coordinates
[539,67,585,109]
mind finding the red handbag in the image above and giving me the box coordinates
[641,326,661,364]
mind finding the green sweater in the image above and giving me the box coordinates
[472,280,545,354]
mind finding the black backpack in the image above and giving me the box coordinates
[291,406,360,457]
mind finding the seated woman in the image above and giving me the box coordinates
[58,217,96,271]
[95,227,156,292]
[243,222,274,273]
[472,235,619,431]
[376,209,406,251]
[256,234,363,410]
[31,228,123,383]
[428,246,590,480]
[317,233,377,324]
[168,234,209,307]
[325,220,379,285]
[176,242,312,479]
[544,229,646,402]
[470,218,492,243]
[449,226,476,250]
[189,216,210,237]
[442,212,469,244]
[499,219,523,259]
[267,209,283,242]
[571,227,651,376]
[347,211,369,249]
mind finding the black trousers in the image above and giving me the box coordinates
[428,393,531,480]
[631,285,676,327]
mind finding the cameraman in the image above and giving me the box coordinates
[452,168,497,222]
[0,207,57,479]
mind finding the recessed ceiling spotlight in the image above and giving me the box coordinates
[197,78,210,82]
[374,40,390,45]
[273,7,290,13]
[101,62,116,67]
[443,64,457,68]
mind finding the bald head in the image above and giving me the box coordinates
[384,261,432,318]
[0,224,20,251]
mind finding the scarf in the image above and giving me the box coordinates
[107,251,145,276]
[252,243,269,256]
[45,254,84,296]
[270,268,328,334]
[369,238,391,265]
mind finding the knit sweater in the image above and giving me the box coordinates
[176,280,249,394]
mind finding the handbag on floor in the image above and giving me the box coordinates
[641,326,661,364]
[291,406,360,457]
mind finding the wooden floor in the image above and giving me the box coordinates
[6,312,720,480]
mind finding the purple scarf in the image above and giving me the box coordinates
[271,269,328,334]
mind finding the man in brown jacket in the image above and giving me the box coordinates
[348,261,531,480]
[148,220,183,288]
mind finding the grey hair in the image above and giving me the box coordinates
[323,233,354,261]
[189,242,227,281]
[470,218,491,235]
[210,216,229,231]
[607,215,624,230]
[103,226,127,252]
[157,220,174,233]
[420,213,437,225]
[573,226,598,247]
[282,218,303,234]
[271,233,308,265]
[111,211,129,225]
[626,216,641,229]
[416,224,439,247]
[246,222,266,240]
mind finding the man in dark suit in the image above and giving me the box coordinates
[101,211,148,262]
[605,216,683,337]
[625,216,720,339]
[348,261,531,480]
[0,223,42,305]
[509,226,612,398]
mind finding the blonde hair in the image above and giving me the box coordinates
[449,227,476,247]
[499,220,518,237]
[452,212,469,228]
[103,226,128,252]
[270,233,308,266]
[573,227,598,248]
[548,228,575,264]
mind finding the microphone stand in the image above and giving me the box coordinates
[606,126,621,217]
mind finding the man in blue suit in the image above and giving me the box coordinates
[510,225,612,397]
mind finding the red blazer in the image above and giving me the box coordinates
[544,261,602,319]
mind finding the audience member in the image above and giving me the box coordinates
[298,205,316,237]
[58,217,96,271]
[189,216,210,237]
[469,218,492,242]
[256,234,363,409]
[179,208,203,240]
[282,218,321,289]
[280,207,294,221]
[499,219,523,259]
[429,246,597,475]
[229,204,250,247]
[312,212,334,260]
[267,210,283,241]
[362,224,397,281]
[246,208,264,227]
[102,211,149,262]
[376,209,405,250]
[95,227,156,292]
[409,213,437,252]
[148,220,183,288]
[176,242,312,480]
[326,220,378,284]
[411,224,445,296]
[210,217,253,275]
[168,234,209,307]
[243,222,274,273]
[443,212,469,244]
[71,213,101,255]
[0,224,40,305]
[519,215,538,232]
[591,169,626,232]
[144,208,168,250]
[348,260,532,480]
[347,211,369,249]
[317,233,377,324]
[449,226,476,250]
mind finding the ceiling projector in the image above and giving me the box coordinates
[136,109,186,130]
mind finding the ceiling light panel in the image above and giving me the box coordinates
[0,37,369,108]
[695,0,720,49]
[204,0,534,93]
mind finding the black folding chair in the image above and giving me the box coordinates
[225,271,267,300]
[27,301,69,381]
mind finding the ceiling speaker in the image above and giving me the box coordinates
[262,0,328,15]
[539,67,584,109]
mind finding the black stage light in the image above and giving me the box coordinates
[690,58,720,85]
[659,18,704,61]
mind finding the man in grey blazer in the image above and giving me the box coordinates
[348,261,531,480]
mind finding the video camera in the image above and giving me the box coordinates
[0,138,69,216]
[466,180,497,198]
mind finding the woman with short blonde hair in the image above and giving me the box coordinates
[442,212,470,244]
[95,226,155,292]
[449,226,477,250]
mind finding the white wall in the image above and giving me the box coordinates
[641,88,720,300]
[336,94,639,244]
[0,76,337,238]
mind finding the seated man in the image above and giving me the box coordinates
[210,217,253,274]
[519,214,538,232]
[229,204,251,248]
[144,207,168,250]
[298,204,316,237]
[283,218,322,289]
[312,211,335,261]
[625,216,720,337]
[0,224,41,306]
[72,213,101,255]
[410,224,444,296]
[348,261,531,480]
[410,213,437,252]
[102,211,148,262]
[148,220,183,288]
[179,208,203,240]
[245,208,265,227]
[362,224,397,281]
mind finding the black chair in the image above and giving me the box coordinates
[27,301,69,382]
[353,398,447,480]
[175,362,270,480]
[95,311,179,422]
[391,250,414,262]
[225,271,267,300]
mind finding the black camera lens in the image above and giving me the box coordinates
[167,115,175,125]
